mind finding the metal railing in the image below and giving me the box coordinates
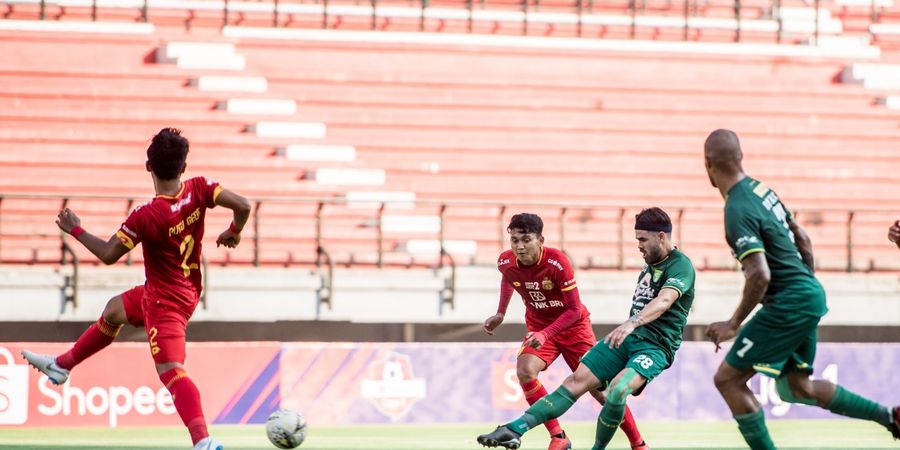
[16,0,895,44]
[1,193,897,273]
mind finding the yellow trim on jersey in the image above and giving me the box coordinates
[560,283,578,292]
[753,364,782,377]
[212,185,224,204]
[737,248,765,261]
[155,183,185,200]
[115,230,135,250]
[660,285,683,298]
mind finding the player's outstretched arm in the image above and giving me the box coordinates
[706,252,769,351]
[484,279,513,335]
[56,208,129,265]
[214,189,251,248]
[604,288,679,349]
[788,217,815,272]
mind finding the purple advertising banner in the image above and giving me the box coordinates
[3,342,897,428]
[277,342,900,426]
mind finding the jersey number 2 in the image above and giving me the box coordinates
[180,235,199,277]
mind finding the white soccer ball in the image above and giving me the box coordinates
[265,408,308,449]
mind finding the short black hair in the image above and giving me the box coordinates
[634,207,672,233]
[507,213,543,236]
[147,128,189,180]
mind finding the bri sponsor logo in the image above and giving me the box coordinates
[36,376,176,427]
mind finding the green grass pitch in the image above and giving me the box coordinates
[0,420,895,449]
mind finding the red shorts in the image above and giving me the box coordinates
[121,285,190,364]
[519,318,596,371]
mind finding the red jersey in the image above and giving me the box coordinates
[116,177,222,312]
[497,246,589,336]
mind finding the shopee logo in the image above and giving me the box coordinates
[0,347,29,424]
[37,376,176,427]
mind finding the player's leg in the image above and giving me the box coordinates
[516,346,565,440]
[775,328,898,438]
[713,361,774,450]
[717,311,798,450]
[478,362,602,449]
[148,306,219,449]
[592,367,647,450]
[561,327,647,450]
[22,287,139,384]
[590,339,666,450]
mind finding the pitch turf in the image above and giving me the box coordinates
[0,420,894,449]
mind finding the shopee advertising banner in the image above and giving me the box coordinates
[0,342,898,428]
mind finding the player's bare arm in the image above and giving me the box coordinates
[214,188,251,248]
[604,287,679,349]
[788,217,815,272]
[706,251,769,351]
[56,208,129,265]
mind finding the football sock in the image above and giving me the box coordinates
[506,386,577,435]
[619,404,645,447]
[56,317,122,370]
[591,396,626,449]
[827,385,892,427]
[520,379,564,436]
[735,410,776,450]
[160,367,208,445]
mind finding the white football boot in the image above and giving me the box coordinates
[193,436,224,450]
[22,350,69,385]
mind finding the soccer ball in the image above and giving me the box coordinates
[265,408,308,449]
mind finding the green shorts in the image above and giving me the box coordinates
[580,335,670,387]
[725,306,821,378]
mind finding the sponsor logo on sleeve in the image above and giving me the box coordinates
[735,236,760,249]
[547,258,563,271]
[120,225,137,239]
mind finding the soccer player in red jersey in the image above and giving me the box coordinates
[482,213,649,450]
[22,128,251,450]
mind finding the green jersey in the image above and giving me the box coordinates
[724,177,827,317]
[630,248,695,360]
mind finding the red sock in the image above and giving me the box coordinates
[619,403,644,447]
[56,317,122,370]
[521,379,564,437]
[160,367,209,445]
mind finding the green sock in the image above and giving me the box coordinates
[591,400,625,450]
[735,410,776,450]
[827,385,892,427]
[506,386,577,435]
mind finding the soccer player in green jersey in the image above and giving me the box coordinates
[478,207,696,450]
[703,129,900,450]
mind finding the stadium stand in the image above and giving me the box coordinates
[0,0,898,275]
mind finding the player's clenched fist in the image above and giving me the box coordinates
[889,220,900,247]
[56,208,81,234]
[482,312,504,335]
[705,320,739,353]
[524,331,547,349]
